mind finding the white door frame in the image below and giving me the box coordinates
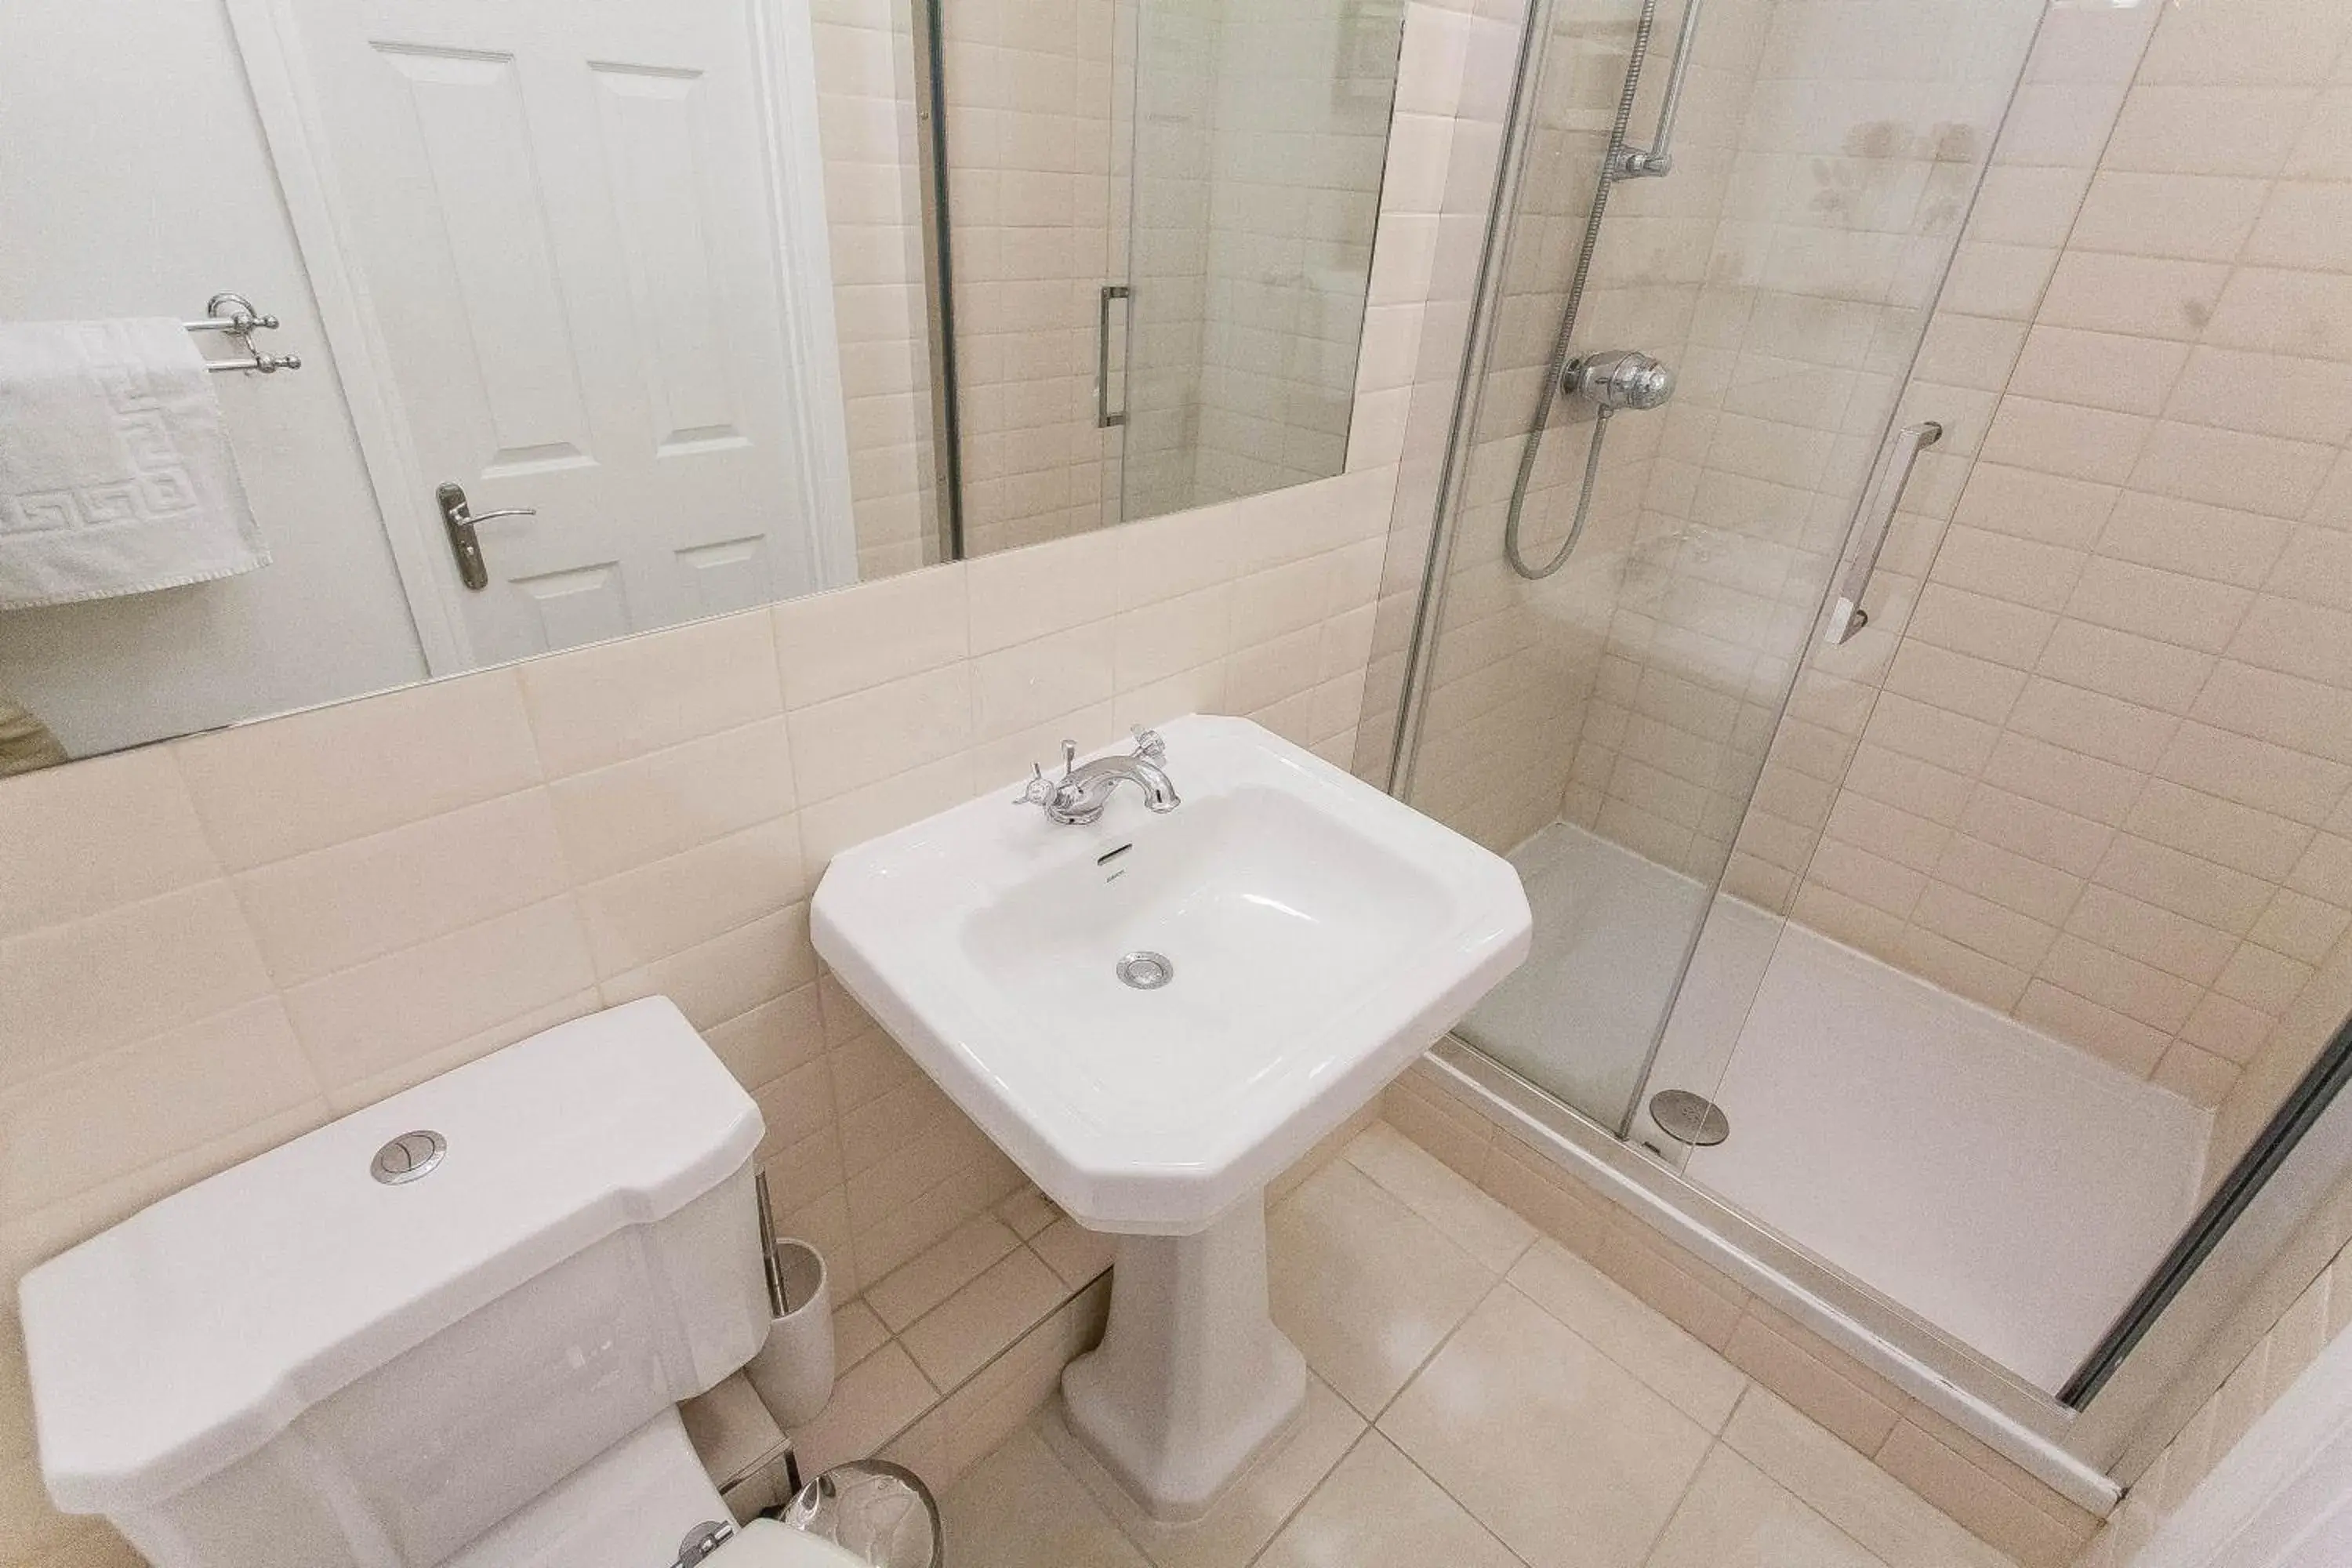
[225,0,858,677]
[2131,1318,2352,1568]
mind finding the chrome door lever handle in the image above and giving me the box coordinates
[436,481,539,592]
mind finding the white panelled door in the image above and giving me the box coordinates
[268,0,836,664]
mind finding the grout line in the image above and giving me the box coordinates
[1232,1425,1374,1568]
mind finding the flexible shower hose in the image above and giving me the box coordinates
[1501,0,1661,580]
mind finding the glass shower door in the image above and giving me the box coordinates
[1403,0,2047,1137]
[1117,0,1406,524]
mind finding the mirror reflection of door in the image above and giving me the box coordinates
[248,0,851,667]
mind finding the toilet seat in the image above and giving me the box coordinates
[705,1520,869,1568]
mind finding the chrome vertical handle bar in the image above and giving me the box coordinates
[1097,283,1131,429]
[1824,421,1942,647]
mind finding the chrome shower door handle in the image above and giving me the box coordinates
[1824,420,1942,647]
[436,481,539,592]
[1097,283,1131,429]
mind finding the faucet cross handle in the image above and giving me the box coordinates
[1131,726,1167,763]
[1014,763,1056,808]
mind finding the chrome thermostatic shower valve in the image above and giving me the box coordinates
[1566,349,1676,412]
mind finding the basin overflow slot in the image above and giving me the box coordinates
[1098,840,1133,883]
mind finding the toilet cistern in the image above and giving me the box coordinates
[17,998,779,1568]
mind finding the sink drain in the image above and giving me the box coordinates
[1116,950,1174,990]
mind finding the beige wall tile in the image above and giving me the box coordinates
[0,749,217,942]
[0,883,272,1090]
[971,619,1117,741]
[774,565,968,708]
[867,1214,1022,1333]
[966,528,1119,655]
[281,897,597,1091]
[521,613,783,779]
[899,1247,1067,1388]
[2035,252,2228,343]
[2152,1040,2238,1107]
[1722,1307,1902,1454]
[788,665,974,806]
[574,818,808,978]
[2070,172,2267,263]
[604,902,818,1039]
[234,790,572,989]
[546,718,797,884]
[1875,1420,2092,1568]
[0,1000,320,1225]
[176,669,541,869]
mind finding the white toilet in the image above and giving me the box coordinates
[18,997,869,1568]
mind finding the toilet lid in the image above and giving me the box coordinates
[707,1520,872,1568]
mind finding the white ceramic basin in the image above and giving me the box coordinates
[811,713,1531,1234]
[812,715,1527,1521]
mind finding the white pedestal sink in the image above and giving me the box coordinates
[811,716,1529,1519]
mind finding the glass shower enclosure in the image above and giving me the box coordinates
[1384,0,2352,1454]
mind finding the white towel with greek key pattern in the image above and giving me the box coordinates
[0,318,268,609]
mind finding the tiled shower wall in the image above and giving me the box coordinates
[1189,0,1399,505]
[1725,0,2352,1131]
[1398,0,2039,873]
[809,0,942,580]
[808,0,1126,570]
[1125,0,1410,521]
[1402,0,1761,851]
[1556,0,2044,877]
[943,0,1127,556]
[2073,1166,2352,1566]
[811,0,1412,560]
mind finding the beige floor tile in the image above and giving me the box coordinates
[902,1246,1069,1389]
[1722,1388,2013,1568]
[1507,1240,1749,1432]
[1380,1286,1714,1568]
[1343,1121,1537,1272]
[833,1299,891,1370]
[1255,1430,1523,1568]
[1646,1446,1882,1568]
[1039,1375,1365,1568]
[1269,1160,1500,1415]
[941,1427,1151,1568]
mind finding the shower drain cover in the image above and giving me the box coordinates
[1116,950,1174,989]
[1649,1091,1730,1148]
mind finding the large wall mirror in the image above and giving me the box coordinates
[0,0,1406,768]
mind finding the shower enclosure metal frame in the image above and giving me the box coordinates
[1375,0,2352,1511]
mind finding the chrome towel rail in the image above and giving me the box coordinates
[183,292,302,375]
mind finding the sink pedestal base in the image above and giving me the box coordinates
[1059,1195,1306,1522]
